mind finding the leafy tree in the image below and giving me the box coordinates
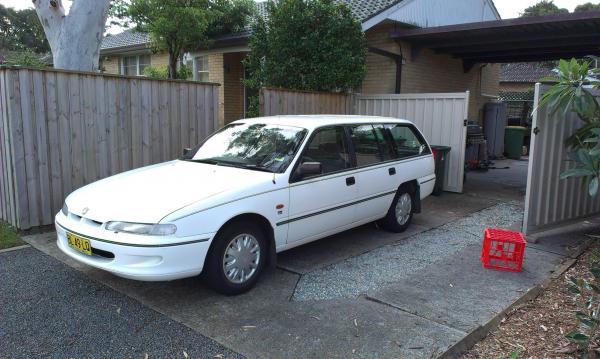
[575,2,600,12]
[521,0,569,17]
[122,0,254,79]
[0,5,49,53]
[243,0,367,116]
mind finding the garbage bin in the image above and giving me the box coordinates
[504,126,527,160]
[430,145,451,196]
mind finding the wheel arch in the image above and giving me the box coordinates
[210,213,277,268]
[399,179,421,213]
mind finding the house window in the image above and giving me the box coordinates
[120,55,151,76]
[195,55,209,82]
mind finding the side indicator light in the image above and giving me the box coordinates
[276,204,284,209]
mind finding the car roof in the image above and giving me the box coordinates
[231,115,413,131]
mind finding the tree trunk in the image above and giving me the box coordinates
[33,0,111,72]
[168,51,179,79]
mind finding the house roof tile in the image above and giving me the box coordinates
[101,0,403,51]
[101,30,151,51]
[500,62,556,83]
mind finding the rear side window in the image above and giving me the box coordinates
[373,124,395,161]
[349,125,382,167]
[384,124,430,159]
[300,126,352,175]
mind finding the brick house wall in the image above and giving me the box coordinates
[207,53,225,127]
[223,52,246,124]
[102,55,120,74]
[362,23,500,121]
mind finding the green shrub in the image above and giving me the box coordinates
[142,64,192,80]
[2,51,47,68]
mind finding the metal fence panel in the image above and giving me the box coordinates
[523,84,600,235]
[355,92,469,193]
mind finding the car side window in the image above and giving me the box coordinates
[349,124,392,166]
[385,124,430,159]
[298,126,352,176]
[373,124,395,161]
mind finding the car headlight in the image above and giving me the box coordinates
[105,222,177,236]
[61,203,69,216]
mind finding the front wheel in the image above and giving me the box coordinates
[204,222,266,295]
[378,188,414,233]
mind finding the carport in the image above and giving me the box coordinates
[390,11,600,70]
[390,11,600,235]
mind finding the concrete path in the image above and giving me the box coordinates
[11,158,599,358]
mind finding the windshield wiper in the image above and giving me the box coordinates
[242,164,275,173]
[185,158,274,173]
[184,158,219,165]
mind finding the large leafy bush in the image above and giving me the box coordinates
[243,0,367,116]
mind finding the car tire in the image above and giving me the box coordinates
[379,187,414,233]
[204,221,266,295]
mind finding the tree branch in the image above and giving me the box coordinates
[32,0,65,50]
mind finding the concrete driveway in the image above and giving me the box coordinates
[11,159,597,358]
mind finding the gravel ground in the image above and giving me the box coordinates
[293,201,523,301]
[0,247,242,359]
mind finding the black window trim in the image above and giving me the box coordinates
[288,122,432,184]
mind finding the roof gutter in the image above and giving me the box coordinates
[100,43,152,56]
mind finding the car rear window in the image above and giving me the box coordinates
[384,124,430,159]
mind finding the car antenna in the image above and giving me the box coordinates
[272,172,276,184]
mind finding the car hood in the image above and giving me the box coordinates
[65,160,274,223]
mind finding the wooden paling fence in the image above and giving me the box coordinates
[259,87,353,116]
[0,67,219,230]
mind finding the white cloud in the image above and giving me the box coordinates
[1,0,35,10]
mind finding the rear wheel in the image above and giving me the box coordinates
[379,187,414,233]
[204,222,266,295]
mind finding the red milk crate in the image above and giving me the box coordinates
[480,228,526,272]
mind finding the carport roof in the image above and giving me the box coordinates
[390,11,600,71]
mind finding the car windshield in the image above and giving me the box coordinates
[188,123,307,173]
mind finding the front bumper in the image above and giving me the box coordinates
[55,216,215,281]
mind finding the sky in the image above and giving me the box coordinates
[0,0,596,22]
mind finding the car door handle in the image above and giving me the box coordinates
[389,167,396,175]
[346,177,355,186]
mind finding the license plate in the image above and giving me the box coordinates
[66,232,92,256]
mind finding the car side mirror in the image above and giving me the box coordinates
[298,162,322,178]
[182,148,193,158]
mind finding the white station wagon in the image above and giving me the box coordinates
[56,115,436,294]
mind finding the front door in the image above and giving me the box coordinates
[287,126,357,243]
